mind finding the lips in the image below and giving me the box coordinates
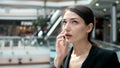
[65,34,72,39]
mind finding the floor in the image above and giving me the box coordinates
[0,64,51,68]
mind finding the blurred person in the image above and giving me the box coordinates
[54,5,120,68]
[95,29,103,40]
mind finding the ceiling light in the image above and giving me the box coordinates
[115,0,119,4]
[103,8,107,12]
[95,3,99,7]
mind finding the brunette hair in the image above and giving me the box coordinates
[63,5,94,43]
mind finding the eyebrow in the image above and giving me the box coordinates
[70,18,78,20]
[62,18,78,21]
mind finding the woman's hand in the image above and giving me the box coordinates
[54,30,69,68]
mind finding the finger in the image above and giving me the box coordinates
[56,38,67,47]
[57,35,66,46]
[64,43,69,52]
[65,42,68,46]
[57,37,68,46]
[60,29,65,34]
[56,34,65,39]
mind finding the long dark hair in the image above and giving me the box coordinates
[63,5,94,44]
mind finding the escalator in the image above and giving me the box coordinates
[45,10,62,39]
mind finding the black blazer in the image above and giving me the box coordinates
[61,45,120,68]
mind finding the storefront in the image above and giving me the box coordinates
[0,20,34,36]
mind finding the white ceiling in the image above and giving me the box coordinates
[0,0,120,18]
[0,0,91,8]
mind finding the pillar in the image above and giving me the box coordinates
[111,3,117,43]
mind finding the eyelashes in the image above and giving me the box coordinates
[62,20,79,25]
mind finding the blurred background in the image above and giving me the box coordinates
[0,0,120,68]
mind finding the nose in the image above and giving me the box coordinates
[63,23,71,32]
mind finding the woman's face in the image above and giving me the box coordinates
[62,10,91,43]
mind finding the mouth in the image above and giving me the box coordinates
[65,34,72,39]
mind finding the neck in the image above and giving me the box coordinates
[72,40,92,56]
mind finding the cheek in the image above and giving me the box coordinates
[72,26,87,38]
[74,26,86,34]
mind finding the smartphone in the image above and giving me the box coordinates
[63,36,66,45]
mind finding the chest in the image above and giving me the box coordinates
[69,54,87,68]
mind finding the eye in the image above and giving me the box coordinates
[62,20,67,25]
[71,20,79,24]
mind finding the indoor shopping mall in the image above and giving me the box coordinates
[0,0,120,68]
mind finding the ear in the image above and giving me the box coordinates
[86,23,93,33]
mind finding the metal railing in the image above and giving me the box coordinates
[95,40,120,51]
[0,36,56,65]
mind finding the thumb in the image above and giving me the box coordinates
[64,42,69,51]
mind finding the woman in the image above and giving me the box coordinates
[54,5,120,68]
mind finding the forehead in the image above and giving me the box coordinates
[63,10,81,19]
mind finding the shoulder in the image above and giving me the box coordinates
[89,45,120,67]
[92,45,117,58]
[92,45,119,63]
[92,45,115,56]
